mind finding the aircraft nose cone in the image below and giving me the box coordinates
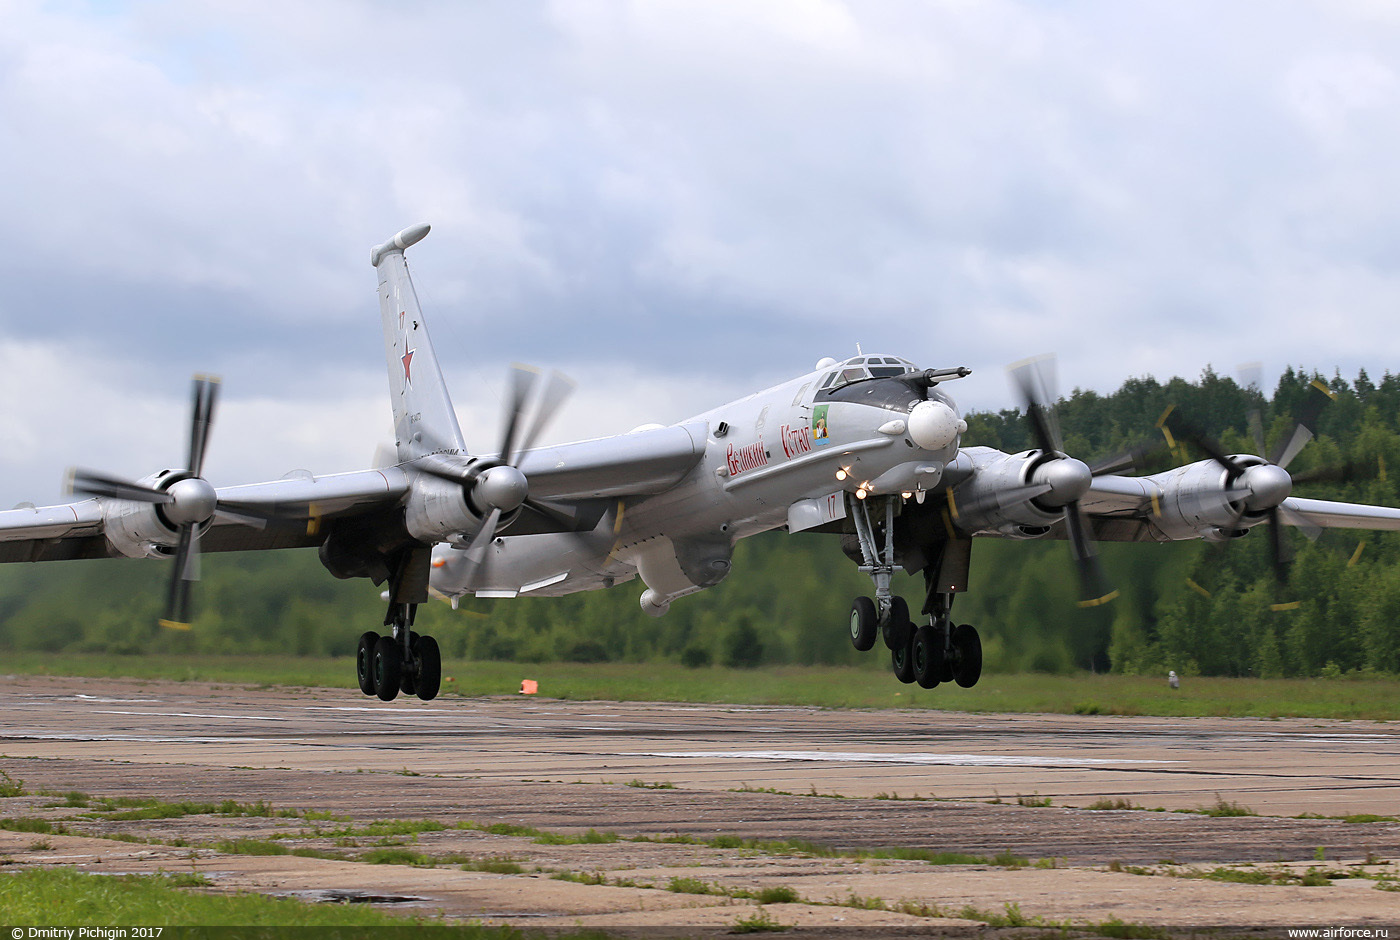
[166,477,217,526]
[1034,456,1092,506]
[1243,462,1292,510]
[907,400,967,451]
[478,464,529,513]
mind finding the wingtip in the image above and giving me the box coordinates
[158,619,193,631]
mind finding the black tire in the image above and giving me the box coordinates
[356,631,380,696]
[952,623,982,688]
[912,625,941,689]
[891,636,916,684]
[849,597,878,652]
[414,635,441,702]
[882,597,912,651]
[373,636,402,702]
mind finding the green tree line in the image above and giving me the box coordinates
[1,365,1399,678]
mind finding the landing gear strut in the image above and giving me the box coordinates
[844,493,981,690]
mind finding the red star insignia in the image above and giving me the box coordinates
[401,348,415,385]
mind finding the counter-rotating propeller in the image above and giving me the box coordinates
[412,365,580,586]
[67,377,273,627]
[1159,379,1334,583]
[1007,356,1128,608]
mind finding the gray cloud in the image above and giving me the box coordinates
[1,1,1399,498]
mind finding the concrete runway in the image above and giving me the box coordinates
[3,674,1400,820]
[7,674,1400,931]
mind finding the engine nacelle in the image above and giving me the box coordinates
[949,448,1088,535]
[1149,457,1268,540]
[403,472,489,545]
[102,470,186,559]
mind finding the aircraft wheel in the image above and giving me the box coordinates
[356,631,380,696]
[849,597,878,652]
[414,635,441,702]
[912,625,941,689]
[882,596,912,651]
[398,632,424,695]
[373,636,402,702]
[891,635,916,684]
[952,623,982,688]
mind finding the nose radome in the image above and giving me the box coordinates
[908,400,966,451]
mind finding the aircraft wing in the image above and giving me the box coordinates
[508,422,708,501]
[0,468,410,562]
[1281,496,1400,530]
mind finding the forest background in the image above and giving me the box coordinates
[2,365,1399,680]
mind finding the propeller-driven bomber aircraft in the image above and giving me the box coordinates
[6,223,1400,701]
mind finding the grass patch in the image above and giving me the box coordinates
[0,867,444,927]
[667,876,720,895]
[212,837,289,856]
[0,818,64,835]
[534,828,618,845]
[461,856,525,874]
[0,770,26,798]
[730,907,790,933]
[626,779,676,789]
[1085,798,1141,811]
[1194,798,1257,817]
[16,653,1400,720]
[361,847,431,866]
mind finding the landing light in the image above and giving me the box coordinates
[855,488,868,500]
[835,467,849,481]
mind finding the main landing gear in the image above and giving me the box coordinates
[845,493,981,690]
[356,601,442,702]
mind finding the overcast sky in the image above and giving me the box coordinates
[2,0,1399,502]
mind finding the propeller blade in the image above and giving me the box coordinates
[516,370,576,458]
[187,376,220,478]
[499,365,540,466]
[214,507,269,530]
[1265,506,1292,584]
[950,481,1053,520]
[459,507,502,590]
[1289,463,1352,485]
[525,496,602,533]
[162,525,200,627]
[1277,503,1324,542]
[1064,502,1118,607]
[1089,439,1166,477]
[1161,412,1248,478]
[67,469,171,504]
[1272,424,1314,471]
[1008,356,1062,453]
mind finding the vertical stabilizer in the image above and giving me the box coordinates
[371,224,467,461]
